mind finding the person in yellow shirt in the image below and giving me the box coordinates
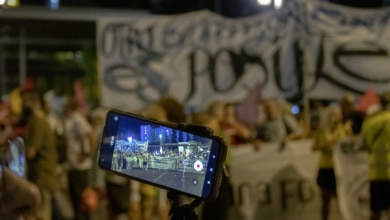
[313,105,350,220]
[361,94,390,220]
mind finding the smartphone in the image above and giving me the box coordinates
[6,137,26,178]
[0,136,26,191]
[98,109,227,201]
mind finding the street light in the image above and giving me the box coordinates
[128,137,132,152]
[274,0,283,9]
[257,0,271,6]
[159,134,162,155]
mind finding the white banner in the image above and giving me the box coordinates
[97,1,390,110]
[334,139,370,220]
[229,140,325,220]
[97,9,300,110]
[303,2,390,99]
[228,138,373,220]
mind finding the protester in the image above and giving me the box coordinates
[62,97,93,220]
[361,91,390,220]
[282,101,309,139]
[313,105,350,220]
[19,89,58,220]
[86,108,107,203]
[310,100,328,134]
[82,108,107,218]
[87,106,140,220]
[204,100,235,159]
[89,108,106,152]
[6,78,381,220]
[0,102,41,220]
[254,101,266,129]
[340,93,366,135]
[43,91,74,220]
[222,103,252,146]
[256,98,303,147]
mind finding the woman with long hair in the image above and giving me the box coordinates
[313,105,351,220]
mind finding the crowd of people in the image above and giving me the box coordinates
[1,83,390,220]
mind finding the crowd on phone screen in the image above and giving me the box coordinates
[2,84,390,220]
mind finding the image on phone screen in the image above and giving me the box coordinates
[99,111,222,199]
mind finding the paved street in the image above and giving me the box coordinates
[119,168,205,197]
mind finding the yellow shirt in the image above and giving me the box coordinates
[362,111,390,180]
[314,123,348,168]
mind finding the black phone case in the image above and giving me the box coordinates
[97,109,228,202]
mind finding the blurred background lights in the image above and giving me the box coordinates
[257,0,283,9]
[291,105,300,115]
[47,0,59,10]
[1,0,19,7]
[274,0,283,9]
[257,0,272,6]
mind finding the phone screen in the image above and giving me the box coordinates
[0,137,26,189]
[98,110,224,199]
[3,137,26,178]
[8,137,26,178]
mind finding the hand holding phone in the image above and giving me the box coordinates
[98,110,227,201]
